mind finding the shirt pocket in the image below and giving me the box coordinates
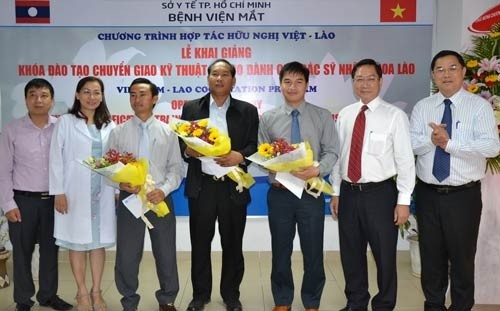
[366,132,388,156]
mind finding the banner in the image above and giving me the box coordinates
[0,0,434,215]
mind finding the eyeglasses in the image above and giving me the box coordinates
[433,65,461,75]
[81,89,102,98]
[353,76,379,85]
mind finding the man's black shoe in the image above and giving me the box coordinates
[39,295,73,311]
[186,299,210,311]
[15,303,31,311]
[225,300,242,311]
[339,307,367,311]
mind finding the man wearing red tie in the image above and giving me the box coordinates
[330,59,415,311]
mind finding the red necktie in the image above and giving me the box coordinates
[347,105,368,183]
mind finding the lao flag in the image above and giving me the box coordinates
[16,0,50,24]
[380,0,416,22]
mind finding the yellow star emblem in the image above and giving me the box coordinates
[391,3,406,19]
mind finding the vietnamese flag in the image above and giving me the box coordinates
[380,0,416,22]
[15,0,50,24]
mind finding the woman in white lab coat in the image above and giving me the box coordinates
[49,76,115,311]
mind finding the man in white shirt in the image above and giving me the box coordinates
[330,59,415,311]
[410,50,500,311]
[108,78,183,311]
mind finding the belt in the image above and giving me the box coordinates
[271,182,288,190]
[420,180,480,194]
[342,178,392,192]
[13,189,53,200]
[201,173,226,182]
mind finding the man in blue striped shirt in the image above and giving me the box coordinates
[410,50,500,311]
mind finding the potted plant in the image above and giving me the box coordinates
[0,213,10,288]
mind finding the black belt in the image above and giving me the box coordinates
[342,178,392,192]
[201,172,226,182]
[13,189,53,199]
[419,180,480,194]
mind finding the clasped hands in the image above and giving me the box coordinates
[429,122,449,149]
[119,183,165,205]
[185,146,244,167]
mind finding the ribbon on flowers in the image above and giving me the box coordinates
[305,177,334,198]
[110,159,170,228]
[169,117,231,156]
[227,167,255,192]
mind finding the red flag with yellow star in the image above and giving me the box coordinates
[380,0,416,22]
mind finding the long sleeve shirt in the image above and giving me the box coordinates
[0,115,57,213]
[410,88,500,186]
[107,115,183,196]
[259,101,339,180]
[330,97,415,205]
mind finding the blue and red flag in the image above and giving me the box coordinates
[15,0,50,24]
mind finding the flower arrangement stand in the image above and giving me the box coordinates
[0,248,10,288]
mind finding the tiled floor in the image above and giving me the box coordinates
[0,251,497,311]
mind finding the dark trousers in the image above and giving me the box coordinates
[188,175,247,303]
[115,192,178,311]
[9,193,58,307]
[415,182,482,311]
[267,186,325,309]
[338,179,398,311]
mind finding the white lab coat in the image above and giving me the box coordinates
[49,114,116,245]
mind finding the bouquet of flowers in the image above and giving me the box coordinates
[170,118,254,191]
[82,149,169,227]
[169,118,231,156]
[462,24,500,173]
[247,138,333,197]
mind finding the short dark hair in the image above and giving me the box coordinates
[279,61,310,83]
[351,59,383,79]
[24,78,54,98]
[68,76,111,130]
[207,59,236,77]
[129,77,159,97]
[430,50,465,70]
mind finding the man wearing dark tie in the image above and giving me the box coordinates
[330,59,415,311]
[410,50,500,311]
[259,61,338,311]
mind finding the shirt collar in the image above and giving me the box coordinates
[284,100,306,115]
[132,114,155,127]
[356,96,381,112]
[209,95,230,110]
[23,114,57,129]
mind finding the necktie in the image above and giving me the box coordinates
[291,109,301,144]
[138,122,149,159]
[432,99,452,182]
[347,105,368,183]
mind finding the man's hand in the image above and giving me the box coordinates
[394,204,410,226]
[330,196,339,220]
[215,151,244,167]
[5,208,22,222]
[291,166,320,181]
[54,194,68,214]
[429,122,449,149]
[146,189,166,205]
[185,147,202,158]
[119,182,141,194]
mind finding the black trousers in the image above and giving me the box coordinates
[415,182,482,311]
[338,179,398,311]
[9,193,58,306]
[188,174,247,304]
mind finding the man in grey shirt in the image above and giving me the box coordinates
[258,61,338,311]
